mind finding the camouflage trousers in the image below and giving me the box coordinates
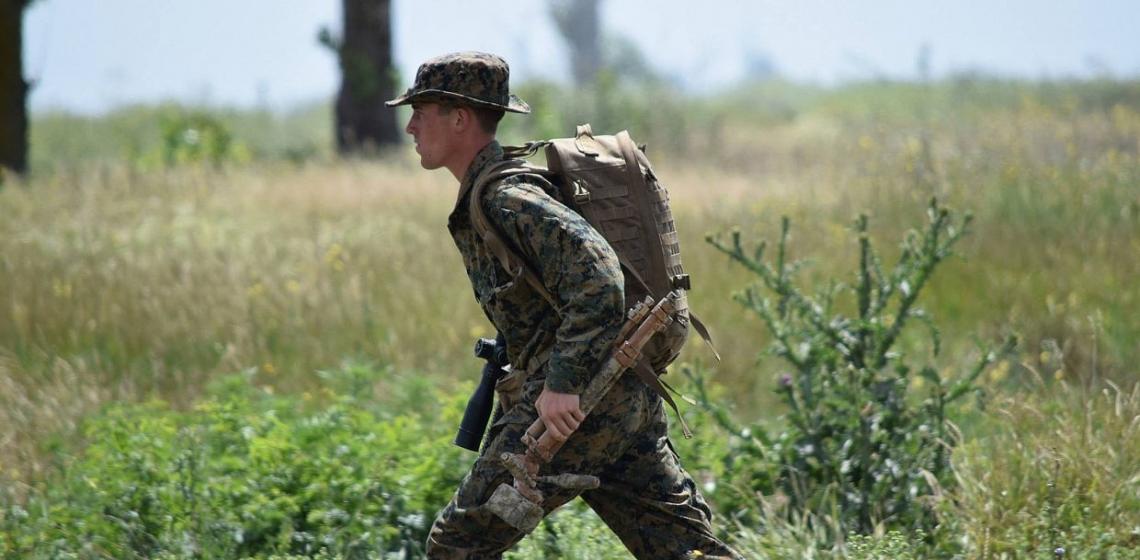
[426,372,742,559]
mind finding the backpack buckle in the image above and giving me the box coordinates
[572,180,592,204]
[671,274,691,290]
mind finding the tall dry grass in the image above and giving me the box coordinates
[952,379,1140,556]
[2,91,1138,491]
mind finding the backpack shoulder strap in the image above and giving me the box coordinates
[469,160,562,313]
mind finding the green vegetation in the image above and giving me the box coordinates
[28,102,332,172]
[2,77,1138,557]
[950,380,1140,557]
[698,202,1015,547]
[1,365,468,558]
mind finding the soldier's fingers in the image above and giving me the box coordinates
[565,415,583,430]
[557,413,581,439]
[546,418,569,441]
[539,408,561,435]
[563,413,579,431]
[570,408,586,423]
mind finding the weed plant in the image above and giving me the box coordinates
[696,200,1014,549]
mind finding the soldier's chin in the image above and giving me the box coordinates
[417,155,442,171]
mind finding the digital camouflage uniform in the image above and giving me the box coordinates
[389,52,742,560]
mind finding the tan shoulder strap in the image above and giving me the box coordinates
[469,160,562,313]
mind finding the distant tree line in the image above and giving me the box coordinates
[0,0,612,173]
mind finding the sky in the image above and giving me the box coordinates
[22,0,1140,114]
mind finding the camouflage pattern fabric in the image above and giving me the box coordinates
[447,141,624,395]
[427,373,741,559]
[430,141,742,558]
[386,51,531,113]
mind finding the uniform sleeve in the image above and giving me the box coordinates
[485,181,625,394]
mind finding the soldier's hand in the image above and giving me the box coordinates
[535,388,585,441]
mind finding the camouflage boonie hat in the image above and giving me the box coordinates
[385,51,531,114]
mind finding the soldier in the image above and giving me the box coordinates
[387,51,742,559]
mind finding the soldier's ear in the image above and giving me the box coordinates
[452,105,474,133]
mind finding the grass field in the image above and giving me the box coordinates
[2,78,1139,557]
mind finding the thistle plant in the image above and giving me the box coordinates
[700,198,1016,538]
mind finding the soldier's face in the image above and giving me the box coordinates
[405,102,457,171]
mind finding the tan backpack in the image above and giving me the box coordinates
[470,125,717,433]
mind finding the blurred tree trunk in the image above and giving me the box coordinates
[0,0,29,174]
[549,0,601,84]
[329,0,399,155]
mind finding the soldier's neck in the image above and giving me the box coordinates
[448,136,496,182]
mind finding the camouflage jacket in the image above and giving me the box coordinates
[447,141,625,395]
